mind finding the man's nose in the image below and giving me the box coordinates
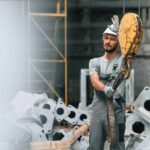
[105,38,111,43]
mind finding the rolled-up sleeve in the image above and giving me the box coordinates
[89,58,99,76]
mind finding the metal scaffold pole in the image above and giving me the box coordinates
[28,0,68,104]
[64,0,68,105]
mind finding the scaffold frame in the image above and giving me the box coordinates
[28,0,68,105]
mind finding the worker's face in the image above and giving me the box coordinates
[103,34,119,53]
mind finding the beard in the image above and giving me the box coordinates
[104,43,118,53]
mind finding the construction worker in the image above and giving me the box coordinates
[87,16,126,150]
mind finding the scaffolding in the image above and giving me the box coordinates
[28,0,68,105]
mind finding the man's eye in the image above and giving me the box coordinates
[110,38,115,40]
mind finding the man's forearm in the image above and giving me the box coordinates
[92,80,105,91]
[90,73,114,97]
[90,73,105,92]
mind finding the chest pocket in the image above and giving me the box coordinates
[100,73,116,85]
[97,62,119,85]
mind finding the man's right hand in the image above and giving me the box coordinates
[103,86,115,97]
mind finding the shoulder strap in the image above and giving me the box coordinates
[96,57,101,77]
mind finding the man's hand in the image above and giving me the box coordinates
[103,86,115,97]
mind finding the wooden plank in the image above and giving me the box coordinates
[30,124,89,150]
[31,140,70,150]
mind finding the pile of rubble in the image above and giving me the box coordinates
[125,86,150,150]
[1,86,150,150]
[0,91,90,150]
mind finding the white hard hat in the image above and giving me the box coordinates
[103,24,118,36]
[103,15,119,36]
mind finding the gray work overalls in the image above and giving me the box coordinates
[88,60,126,150]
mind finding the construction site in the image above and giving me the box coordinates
[0,0,150,150]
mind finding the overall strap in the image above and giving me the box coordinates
[99,57,119,85]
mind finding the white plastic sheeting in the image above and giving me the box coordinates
[9,91,48,118]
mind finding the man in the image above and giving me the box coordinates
[88,16,125,150]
